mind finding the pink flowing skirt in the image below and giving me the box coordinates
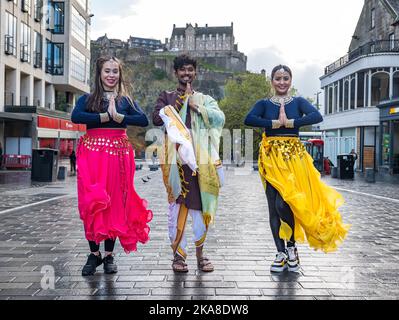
[76,128,153,253]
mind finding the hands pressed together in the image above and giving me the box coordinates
[100,96,125,124]
[273,100,294,129]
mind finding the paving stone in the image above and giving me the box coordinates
[0,169,398,300]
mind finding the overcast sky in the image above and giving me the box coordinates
[90,0,364,102]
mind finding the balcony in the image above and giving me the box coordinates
[4,35,16,55]
[45,58,64,75]
[325,40,399,75]
[20,44,30,62]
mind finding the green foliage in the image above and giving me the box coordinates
[220,72,273,131]
[219,72,273,160]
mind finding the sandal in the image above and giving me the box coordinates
[172,255,188,273]
[197,256,214,272]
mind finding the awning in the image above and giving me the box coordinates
[0,112,33,122]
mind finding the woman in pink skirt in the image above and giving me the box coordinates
[71,56,153,276]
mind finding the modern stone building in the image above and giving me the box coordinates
[0,0,91,162]
[320,0,399,179]
[166,23,247,73]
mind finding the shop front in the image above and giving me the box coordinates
[377,99,399,176]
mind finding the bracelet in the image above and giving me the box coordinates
[272,120,281,129]
[113,112,125,124]
[100,112,110,123]
[285,119,295,128]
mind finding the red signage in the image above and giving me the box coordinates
[38,116,86,132]
[60,119,79,131]
[38,116,60,129]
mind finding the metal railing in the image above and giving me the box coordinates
[4,35,16,55]
[325,40,399,75]
[4,92,14,106]
[20,44,30,62]
[20,96,29,106]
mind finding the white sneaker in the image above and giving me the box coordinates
[286,246,300,272]
[270,252,288,273]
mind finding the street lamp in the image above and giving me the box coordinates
[315,91,322,110]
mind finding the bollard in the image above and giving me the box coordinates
[57,166,66,180]
[365,168,375,183]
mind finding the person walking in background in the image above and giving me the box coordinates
[69,150,76,175]
[71,55,153,276]
[245,65,350,273]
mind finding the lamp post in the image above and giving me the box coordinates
[315,91,322,110]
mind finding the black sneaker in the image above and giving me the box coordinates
[103,254,118,274]
[82,252,103,276]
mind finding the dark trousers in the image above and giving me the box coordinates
[265,183,296,253]
[88,239,116,253]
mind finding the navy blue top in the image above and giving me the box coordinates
[244,97,323,136]
[71,94,149,129]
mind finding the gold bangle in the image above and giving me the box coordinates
[272,120,281,129]
[100,112,109,123]
[114,113,124,124]
[285,119,295,128]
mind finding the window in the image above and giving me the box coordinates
[357,72,365,108]
[389,33,395,50]
[72,6,86,46]
[20,23,31,63]
[339,80,343,112]
[34,32,42,68]
[371,72,389,105]
[343,80,349,110]
[71,47,86,82]
[328,87,333,114]
[393,72,399,99]
[209,34,212,40]
[46,40,64,75]
[334,83,339,113]
[5,12,17,56]
[371,8,375,29]
[22,0,31,14]
[350,77,356,109]
[381,121,390,165]
[202,34,205,40]
[54,2,65,33]
[34,0,43,21]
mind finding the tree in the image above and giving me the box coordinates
[220,72,273,130]
[219,72,273,160]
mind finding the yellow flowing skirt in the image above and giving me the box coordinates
[258,134,350,253]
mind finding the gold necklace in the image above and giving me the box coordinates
[270,95,293,106]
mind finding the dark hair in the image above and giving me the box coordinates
[173,54,197,71]
[271,65,292,79]
[86,55,130,113]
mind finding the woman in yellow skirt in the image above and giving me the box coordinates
[244,65,350,273]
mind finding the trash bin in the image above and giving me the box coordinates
[365,168,375,183]
[337,154,354,179]
[57,166,66,180]
[31,148,59,182]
